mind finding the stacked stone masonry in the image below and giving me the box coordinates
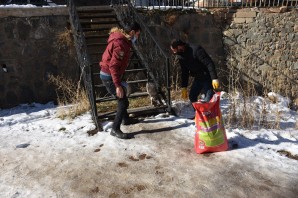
[224,8,298,101]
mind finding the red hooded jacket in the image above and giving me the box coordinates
[99,28,132,88]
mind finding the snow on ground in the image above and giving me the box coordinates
[0,92,297,197]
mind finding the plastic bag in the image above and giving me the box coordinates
[192,92,228,154]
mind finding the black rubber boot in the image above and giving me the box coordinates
[122,117,139,125]
[113,98,129,130]
[110,129,128,139]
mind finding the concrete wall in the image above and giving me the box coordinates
[0,7,79,108]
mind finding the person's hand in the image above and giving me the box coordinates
[116,86,124,98]
[181,88,188,100]
[212,79,220,90]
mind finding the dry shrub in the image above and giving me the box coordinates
[224,46,293,130]
[97,96,151,114]
[165,14,178,25]
[171,90,181,101]
[144,9,180,26]
[273,109,281,129]
[129,96,151,108]
[55,28,74,55]
[259,97,269,128]
[226,63,261,129]
[227,95,237,127]
[48,74,90,119]
[97,100,118,113]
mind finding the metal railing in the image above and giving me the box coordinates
[112,0,172,111]
[2,0,296,7]
[129,0,298,8]
[67,0,101,130]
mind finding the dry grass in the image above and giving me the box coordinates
[129,96,151,108]
[225,65,295,130]
[97,100,118,113]
[97,96,152,114]
[48,74,90,119]
[226,64,266,129]
[165,14,178,26]
[55,28,74,55]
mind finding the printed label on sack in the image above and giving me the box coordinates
[202,111,211,116]
[199,140,205,149]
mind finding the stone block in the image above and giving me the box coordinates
[236,11,257,18]
[245,18,255,23]
[294,25,298,33]
[234,18,246,24]
[294,62,298,70]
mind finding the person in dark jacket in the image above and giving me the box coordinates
[99,22,141,139]
[170,39,219,103]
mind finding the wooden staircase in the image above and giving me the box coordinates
[76,6,167,120]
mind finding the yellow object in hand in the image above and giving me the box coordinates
[212,79,220,90]
[181,88,188,100]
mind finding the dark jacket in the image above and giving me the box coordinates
[100,27,132,87]
[176,44,218,88]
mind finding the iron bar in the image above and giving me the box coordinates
[67,0,101,131]
[1,0,296,8]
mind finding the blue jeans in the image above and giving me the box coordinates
[100,74,129,130]
[189,78,214,103]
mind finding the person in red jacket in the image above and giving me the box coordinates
[100,22,141,139]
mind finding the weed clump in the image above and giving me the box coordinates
[48,74,90,119]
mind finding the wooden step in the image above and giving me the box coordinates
[96,92,149,103]
[89,52,104,56]
[90,62,101,66]
[78,14,117,19]
[97,105,168,119]
[125,68,147,72]
[85,35,109,39]
[94,79,148,89]
[77,6,114,12]
[93,68,147,76]
[82,27,111,32]
[80,20,119,25]
[51,0,66,5]
[93,67,147,76]
[87,43,107,47]
[128,58,140,62]
[90,58,141,66]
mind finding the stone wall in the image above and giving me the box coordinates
[0,7,78,108]
[139,8,297,102]
[1,6,297,109]
[223,8,298,100]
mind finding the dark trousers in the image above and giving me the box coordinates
[189,78,214,103]
[101,78,129,130]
